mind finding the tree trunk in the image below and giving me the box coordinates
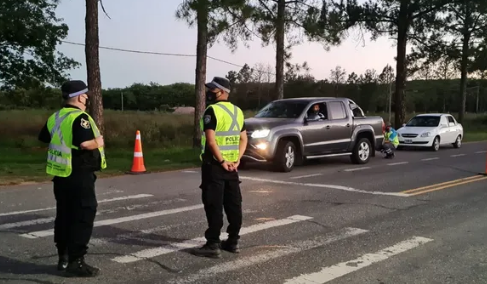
[458,9,471,123]
[274,0,285,100]
[85,0,104,134]
[193,1,208,148]
[393,2,409,128]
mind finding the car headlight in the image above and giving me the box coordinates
[251,129,270,138]
[420,132,431,137]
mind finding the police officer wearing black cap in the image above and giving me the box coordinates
[191,76,248,258]
[37,80,106,277]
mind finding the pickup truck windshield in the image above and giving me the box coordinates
[255,101,308,118]
[406,116,440,127]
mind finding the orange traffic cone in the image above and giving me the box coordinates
[129,130,147,174]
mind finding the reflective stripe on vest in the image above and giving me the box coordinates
[200,102,243,162]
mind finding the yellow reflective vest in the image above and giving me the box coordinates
[46,107,107,177]
[200,101,244,163]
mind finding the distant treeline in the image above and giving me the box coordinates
[1,78,486,114]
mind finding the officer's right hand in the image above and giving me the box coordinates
[222,161,233,171]
[95,136,104,148]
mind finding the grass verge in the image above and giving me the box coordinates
[0,147,200,186]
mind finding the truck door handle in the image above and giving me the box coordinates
[326,125,330,129]
[346,123,350,127]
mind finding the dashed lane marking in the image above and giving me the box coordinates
[450,154,466,157]
[387,162,408,166]
[289,173,323,179]
[343,167,371,172]
[421,157,439,161]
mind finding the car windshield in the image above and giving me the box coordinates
[254,101,308,118]
[406,116,440,127]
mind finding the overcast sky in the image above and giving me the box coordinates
[56,0,403,89]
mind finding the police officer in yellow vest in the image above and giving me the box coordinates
[37,80,106,277]
[191,76,248,258]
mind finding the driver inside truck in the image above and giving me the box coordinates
[308,104,325,120]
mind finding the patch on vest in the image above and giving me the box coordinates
[80,118,91,129]
[204,115,211,124]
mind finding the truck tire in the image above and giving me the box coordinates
[350,137,372,164]
[273,140,296,172]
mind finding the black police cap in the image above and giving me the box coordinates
[205,77,231,93]
[61,80,89,99]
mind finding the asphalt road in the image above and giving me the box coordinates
[1,142,487,284]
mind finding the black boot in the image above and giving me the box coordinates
[57,255,68,271]
[64,257,99,277]
[191,243,221,258]
[221,240,240,253]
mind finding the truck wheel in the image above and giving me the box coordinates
[273,140,296,172]
[431,136,440,151]
[351,138,371,164]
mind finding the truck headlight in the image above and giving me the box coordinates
[251,129,270,138]
[421,132,431,137]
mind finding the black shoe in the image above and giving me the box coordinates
[221,240,240,253]
[64,257,99,277]
[191,243,221,258]
[57,256,68,271]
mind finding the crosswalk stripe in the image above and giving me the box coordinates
[19,204,204,239]
[283,236,434,283]
[112,215,313,263]
[167,227,368,284]
[0,194,153,217]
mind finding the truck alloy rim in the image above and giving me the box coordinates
[285,146,295,168]
[359,142,369,160]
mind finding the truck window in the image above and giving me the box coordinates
[328,101,347,120]
[306,103,327,120]
[447,116,455,124]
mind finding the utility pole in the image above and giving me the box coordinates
[121,91,124,111]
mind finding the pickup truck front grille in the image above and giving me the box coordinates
[401,133,418,138]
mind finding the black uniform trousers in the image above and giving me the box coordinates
[200,161,242,245]
[53,171,98,262]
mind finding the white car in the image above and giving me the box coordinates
[396,113,463,151]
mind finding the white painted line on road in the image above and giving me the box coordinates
[283,236,434,284]
[91,220,204,246]
[111,215,313,263]
[0,194,153,217]
[387,162,408,166]
[0,198,187,231]
[289,173,323,179]
[181,170,198,173]
[451,154,466,157]
[343,167,371,172]
[168,227,369,284]
[475,151,487,154]
[19,204,204,239]
[239,176,408,197]
[421,157,439,161]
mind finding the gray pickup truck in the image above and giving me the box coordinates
[241,97,385,172]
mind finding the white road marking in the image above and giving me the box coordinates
[19,204,204,239]
[289,173,323,179]
[91,220,204,246]
[387,162,408,166]
[167,227,368,284]
[451,154,466,157]
[421,157,439,161]
[0,194,153,217]
[181,170,198,173]
[0,198,187,230]
[475,151,487,154]
[343,167,371,172]
[111,215,313,263]
[239,176,408,197]
[283,236,434,284]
